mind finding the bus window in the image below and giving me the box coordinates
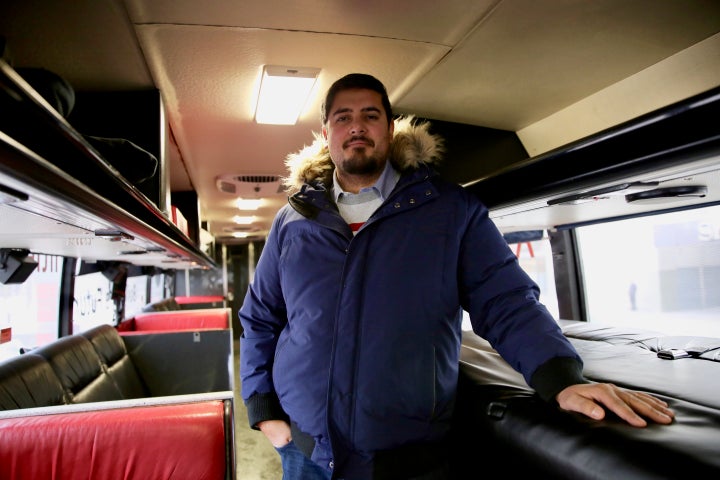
[0,254,63,362]
[576,204,720,337]
[150,273,170,303]
[509,231,560,320]
[71,270,115,334]
[124,274,149,320]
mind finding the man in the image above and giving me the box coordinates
[239,73,674,480]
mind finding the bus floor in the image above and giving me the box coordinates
[233,339,284,479]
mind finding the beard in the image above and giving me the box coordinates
[341,148,383,175]
[338,137,385,176]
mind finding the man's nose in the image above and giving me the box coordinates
[350,121,366,135]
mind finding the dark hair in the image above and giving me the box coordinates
[321,73,393,125]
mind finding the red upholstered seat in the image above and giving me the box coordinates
[120,308,230,333]
[0,400,228,480]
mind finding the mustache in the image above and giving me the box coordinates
[343,136,375,148]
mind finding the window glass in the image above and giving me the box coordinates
[150,273,169,302]
[464,232,560,331]
[72,271,115,334]
[513,233,560,320]
[124,275,149,319]
[0,254,63,362]
[576,205,720,337]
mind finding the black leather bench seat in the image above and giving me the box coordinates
[452,321,720,478]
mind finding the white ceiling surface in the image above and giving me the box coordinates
[2,0,720,241]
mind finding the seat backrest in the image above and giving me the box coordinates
[81,324,149,399]
[130,308,231,332]
[0,399,230,480]
[141,297,181,312]
[34,335,123,403]
[0,353,67,410]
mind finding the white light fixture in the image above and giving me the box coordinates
[255,65,321,125]
[232,232,250,238]
[236,198,263,210]
[233,215,255,225]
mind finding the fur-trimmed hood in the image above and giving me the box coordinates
[283,115,445,194]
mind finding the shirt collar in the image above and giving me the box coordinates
[332,160,400,203]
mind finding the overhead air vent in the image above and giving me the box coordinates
[237,174,280,183]
[216,173,286,196]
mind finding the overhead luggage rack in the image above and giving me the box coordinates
[0,60,215,270]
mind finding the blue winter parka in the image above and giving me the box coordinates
[239,117,584,477]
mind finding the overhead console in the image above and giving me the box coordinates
[0,60,214,269]
[465,86,720,233]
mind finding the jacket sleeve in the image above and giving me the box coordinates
[238,212,290,428]
[244,392,290,430]
[458,194,586,401]
[530,356,588,402]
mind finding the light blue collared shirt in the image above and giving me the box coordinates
[332,160,400,205]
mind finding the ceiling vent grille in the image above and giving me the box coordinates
[237,174,280,183]
[216,173,286,196]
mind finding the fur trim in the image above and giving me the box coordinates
[283,115,444,194]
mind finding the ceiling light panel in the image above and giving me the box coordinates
[255,65,321,125]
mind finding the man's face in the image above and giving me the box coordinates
[322,88,394,185]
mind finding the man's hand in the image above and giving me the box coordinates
[257,419,292,447]
[556,383,675,427]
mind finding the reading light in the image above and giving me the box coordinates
[236,198,263,210]
[255,66,321,125]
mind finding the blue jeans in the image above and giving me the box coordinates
[276,441,332,480]
[276,440,451,479]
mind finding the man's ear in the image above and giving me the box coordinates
[322,126,328,142]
